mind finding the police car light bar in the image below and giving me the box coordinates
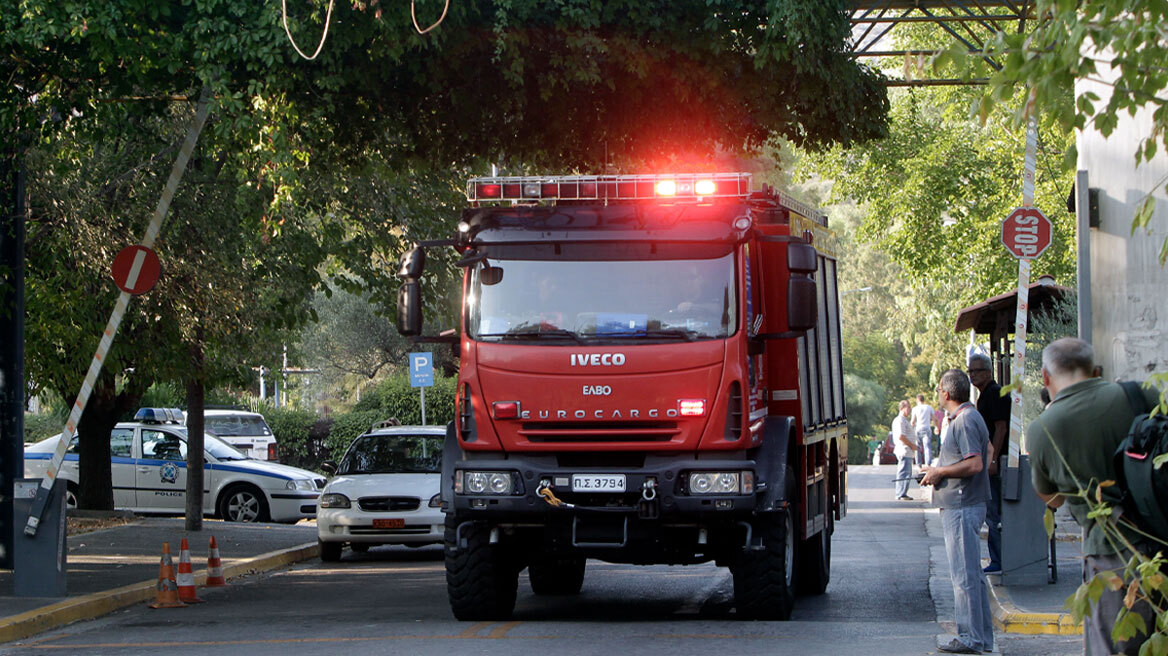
[467,173,752,202]
[134,407,184,424]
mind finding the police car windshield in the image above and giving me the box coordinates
[468,254,736,342]
[175,429,249,460]
[338,435,443,475]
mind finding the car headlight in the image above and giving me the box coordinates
[687,471,754,495]
[318,493,351,508]
[453,470,520,495]
[429,493,442,508]
[286,479,316,491]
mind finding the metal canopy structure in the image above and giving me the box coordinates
[849,0,1036,86]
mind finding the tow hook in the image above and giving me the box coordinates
[638,478,659,520]
[537,479,572,509]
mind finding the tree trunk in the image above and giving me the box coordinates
[185,340,205,531]
[76,377,144,510]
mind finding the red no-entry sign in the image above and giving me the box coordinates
[110,245,161,295]
[1001,207,1052,259]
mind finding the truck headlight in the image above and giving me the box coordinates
[687,471,754,495]
[318,493,351,508]
[454,471,519,495]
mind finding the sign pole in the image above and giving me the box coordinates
[23,88,212,536]
[1003,88,1038,501]
[420,387,427,426]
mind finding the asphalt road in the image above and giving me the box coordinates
[1,467,1079,656]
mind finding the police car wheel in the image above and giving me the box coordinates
[65,483,79,510]
[219,485,270,523]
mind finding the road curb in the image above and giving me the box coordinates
[986,579,1082,635]
[0,541,318,645]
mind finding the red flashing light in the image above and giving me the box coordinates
[678,399,706,417]
[695,179,716,196]
[478,183,502,198]
[655,180,677,196]
[493,401,520,419]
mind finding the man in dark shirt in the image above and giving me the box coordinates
[967,353,1009,574]
[922,369,993,654]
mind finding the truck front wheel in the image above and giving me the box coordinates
[444,517,519,621]
[528,557,586,595]
[733,509,796,620]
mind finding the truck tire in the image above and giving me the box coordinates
[796,513,831,596]
[445,517,518,621]
[733,508,796,620]
[528,557,586,595]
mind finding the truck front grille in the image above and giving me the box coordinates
[519,421,679,443]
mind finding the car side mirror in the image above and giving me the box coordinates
[397,281,423,336]
[321,461,337,475]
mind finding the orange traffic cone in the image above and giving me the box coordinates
[205,535,226,587]
[148,543,187,609]
[176,538,205,603]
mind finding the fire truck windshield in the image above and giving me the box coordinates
[467,254,736,342]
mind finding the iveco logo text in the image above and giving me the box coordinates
[570,353,626,366]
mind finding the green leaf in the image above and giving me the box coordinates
[1153,452,1168,471]
[1044,507,1055,538]
[1132,195,1155,235]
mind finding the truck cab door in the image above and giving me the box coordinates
[745,244,767,431]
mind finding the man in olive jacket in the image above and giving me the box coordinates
[1028,338,1159,656]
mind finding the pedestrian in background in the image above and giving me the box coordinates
[1028,338,1158,656]
[967,353,1010,575]
[921,369,993,654]
[911,393,938,466]
[892,399,916,500]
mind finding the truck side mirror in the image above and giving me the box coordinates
[397,281,423,336]
[398,246,426,279]
[787,242,817,273]
[787,276,818,332]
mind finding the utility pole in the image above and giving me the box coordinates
[0,136,27,569]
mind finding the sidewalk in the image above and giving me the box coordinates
[0,516,318,644]
[924,494,1084,638]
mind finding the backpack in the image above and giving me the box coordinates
[1114,381,1168,541]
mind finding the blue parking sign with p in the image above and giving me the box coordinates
[409,352,434,387]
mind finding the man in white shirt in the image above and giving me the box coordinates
[892,399,917,500]
[911,394,938,466]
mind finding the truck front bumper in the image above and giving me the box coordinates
[447,453,760,519]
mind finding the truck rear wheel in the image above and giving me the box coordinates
[797,514,831,596]
[733,509,795,620]
[528,557,586,595]
[444,517,518,621]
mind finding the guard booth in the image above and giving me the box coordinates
[954,274,1072,586]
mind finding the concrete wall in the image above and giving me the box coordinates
[1076,59,1168,382]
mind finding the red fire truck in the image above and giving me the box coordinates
[396,173,847,620]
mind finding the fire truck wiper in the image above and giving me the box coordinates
[479,329,586,344]
[603,328,699,342]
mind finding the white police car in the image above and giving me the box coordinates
[24,408,324,523]
[317,424,445,561]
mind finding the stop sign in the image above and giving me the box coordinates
[110,245,161,295]
[1001,207,1052,259]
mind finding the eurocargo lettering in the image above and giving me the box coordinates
[396,173,848,621]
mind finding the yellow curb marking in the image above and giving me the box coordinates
[458,622,491,638]
[986,580,1081,635]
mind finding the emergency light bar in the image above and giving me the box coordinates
[466,173,752,203]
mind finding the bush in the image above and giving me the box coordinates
[353,374,456,426]
[23,412,63,443]
[265,406,317,468]
[323,410,384,458]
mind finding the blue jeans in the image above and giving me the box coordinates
[986,473,1002,570]
[916,429,932,465]
[895,456,913,498]
[941,505,994,652]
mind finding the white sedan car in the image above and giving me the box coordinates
[317,425,445,561]
[24,408,324,523]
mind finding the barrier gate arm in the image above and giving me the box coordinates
[24,88,213,536]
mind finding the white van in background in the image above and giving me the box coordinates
[186,408,279,461]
